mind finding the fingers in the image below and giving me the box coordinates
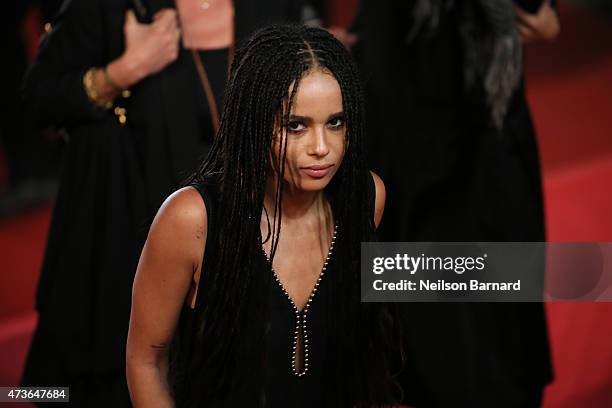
[153,8,178,27]
[153,8,174,20]
[154,10,179,42]
[517,22,536,43]
[514,0,559,42]
[125,9,138,28]
[514,5,537,30]
[154,10,180,61]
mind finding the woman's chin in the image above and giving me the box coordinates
[287,177,333,193]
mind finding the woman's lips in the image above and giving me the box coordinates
[301,164,334,178]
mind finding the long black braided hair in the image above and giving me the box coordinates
[179,24,406,406]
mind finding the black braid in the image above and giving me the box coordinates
[180,25,405,406]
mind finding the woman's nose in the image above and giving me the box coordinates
[309,126,330,157]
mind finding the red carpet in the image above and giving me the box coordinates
[0,208,50,320]
[525,3,612,407]
[1,2,611,406]
[540,159,612,408]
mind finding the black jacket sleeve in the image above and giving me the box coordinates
[22,0,112,129]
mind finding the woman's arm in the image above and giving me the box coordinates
[126,187,207,407]
[23,0,180,128]
[370,171,386,229]
[89,9,181,108]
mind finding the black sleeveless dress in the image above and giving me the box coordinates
[169,176,378,407]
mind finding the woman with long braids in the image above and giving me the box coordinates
[126,25,407,407]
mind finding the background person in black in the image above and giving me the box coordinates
[0,0,63,216]
[347,0,560,407]
[19,1,313,406]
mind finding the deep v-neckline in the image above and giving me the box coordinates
[261,223,339,377]
[262,223,339,313]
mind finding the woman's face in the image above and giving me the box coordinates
[272,69,346,192]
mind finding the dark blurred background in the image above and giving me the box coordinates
[1,0,611,407]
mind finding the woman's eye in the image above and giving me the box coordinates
[328,117,345,129]
[287,121,306,132]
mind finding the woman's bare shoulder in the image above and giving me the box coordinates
[146,186,208,263]
[369,171,386,228]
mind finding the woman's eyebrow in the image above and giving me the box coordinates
[289,114,311,123]
[327,111,345,120]
[289,112,344,122]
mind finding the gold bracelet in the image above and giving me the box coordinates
[83,68,112,109]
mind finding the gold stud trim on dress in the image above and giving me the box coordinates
[264,224,338,377]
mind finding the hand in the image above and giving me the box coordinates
[515,0,560,43]
[327,27,358,50]
[121,9,181,82]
